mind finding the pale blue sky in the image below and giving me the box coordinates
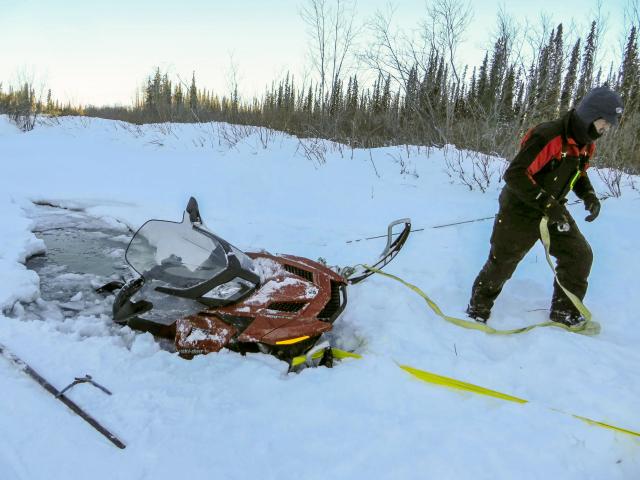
[0,0,630,105]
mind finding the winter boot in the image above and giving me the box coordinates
[466,304,489,324]
[549,309,587,328]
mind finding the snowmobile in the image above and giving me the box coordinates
[109,197,410,366]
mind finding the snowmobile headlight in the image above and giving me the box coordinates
[275,335,310,345]
[203,282,242,299]
[202,278,254,301]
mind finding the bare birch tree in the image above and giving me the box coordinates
[359,6,411,92]
[299,0,360,113]
[422,0,473,84]
[359,1,472,145]
[628,0,640,27]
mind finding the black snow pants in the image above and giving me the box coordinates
[468,188,593,321]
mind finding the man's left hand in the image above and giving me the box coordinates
[583,192,601,222]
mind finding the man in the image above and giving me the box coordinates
[467,86,624,327]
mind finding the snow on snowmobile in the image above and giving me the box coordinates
[109,197,410,366]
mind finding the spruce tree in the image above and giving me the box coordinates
[488,35,509,111]
[605,61,615,86]
[381,74,391,113]
[576,21,597,101]
[468,66,477,105]
[476,53,489,107]
[161,74,171,108]
[535,29,554,116]
[144,78,154,111]
[456,65,469,118]
[560,39,581,111]
[500,65,516,121]
[546,24,564,116]
[439,64,449,116]
[152,68,162,109]
[350,76,358,113]
[189,72,198,112]
[514,75,525,120]
[594,66,603,86]
[372,73,382,115]
[46,89,53,113]
[619,26,639,110]
[401,66,418,126]
[328,76,342,118]
[304,83,313,113]
[174,84,184,116]
[433,56,446,112]
[525,60,539,120]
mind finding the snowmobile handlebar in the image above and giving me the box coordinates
[383,218,412,256]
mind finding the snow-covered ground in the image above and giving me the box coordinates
[0,115,638,479]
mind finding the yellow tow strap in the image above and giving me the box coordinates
[289,218,631,437]
[360,217,600,336]
[538,217,599,333]
[290,347,362,368]
[398,362,640,439]
[291,348,640,439]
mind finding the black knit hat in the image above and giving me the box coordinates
[575,86,624,126]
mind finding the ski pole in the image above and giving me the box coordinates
[0,343,126,449]
[57,374,113,397]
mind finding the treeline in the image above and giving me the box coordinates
[2,19,639,173]
[84,21,640,172]
[0,83,80,131]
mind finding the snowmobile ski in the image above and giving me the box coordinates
[0,343,126,449]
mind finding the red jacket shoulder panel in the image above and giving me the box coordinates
[526,135,563,177]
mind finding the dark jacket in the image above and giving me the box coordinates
[502,109,597,212]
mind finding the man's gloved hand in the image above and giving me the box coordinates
[543,197,570,230]
[583,191,601,222]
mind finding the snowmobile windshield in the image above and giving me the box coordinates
[126,218,231,289]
